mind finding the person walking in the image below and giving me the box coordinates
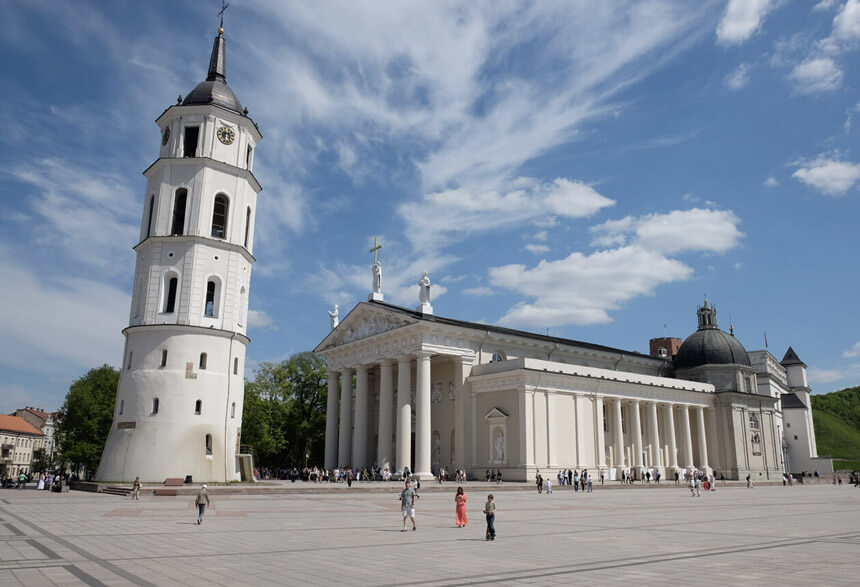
[746,473,754,489]
[483,494,496,541]
[195,485,210,524]
[455,486,468,527]
[545,477,552,494]
[132,476,141,500]
[689,477,697,497]
[536,474,543,494]
[400,480,419,531]
[17,472,26,490]
[588,474,593,493]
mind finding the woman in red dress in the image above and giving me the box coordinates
[455,486,468,527]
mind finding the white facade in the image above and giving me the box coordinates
[97,29,261,482]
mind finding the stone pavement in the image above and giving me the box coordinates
[0,483,858,586]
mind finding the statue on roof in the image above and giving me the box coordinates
[328,304,339,329]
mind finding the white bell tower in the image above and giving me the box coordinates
[97,22,262,482]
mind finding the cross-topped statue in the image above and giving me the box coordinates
[368,237,384,301]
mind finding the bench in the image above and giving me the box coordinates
[163,478,184,486]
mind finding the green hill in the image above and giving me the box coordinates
[811,386,860,470]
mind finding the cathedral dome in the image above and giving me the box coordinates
[182,30,244,114]
[674,300,751,369]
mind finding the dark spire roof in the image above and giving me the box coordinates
[182,29,244,114]
[781,346,807,368]
[674,300,751,369]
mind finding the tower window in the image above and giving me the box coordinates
[146,195,155,238]
[183,126,199,157]
[246,145,253,169]
[231,402,236,418]
[164,277,178,313]
[160,349,168,368]
[211,194,229,239]
[171,189,187,236]
[199,352,207,370]
[127,351,133,370]
[205,281,216,317]
[119,400,124,415]
[205,434,213,455]
[152,398,159,414]
[195,400,202,415]
[233,357,239,375]
[244,206,251,248]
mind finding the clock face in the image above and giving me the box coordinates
[161,127,170,146]
[217,126,235,145]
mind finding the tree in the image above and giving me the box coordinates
[55,365,119,474]
[31,448,55,473]
[241,352,327,468]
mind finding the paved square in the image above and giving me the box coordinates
[1,484,858,586]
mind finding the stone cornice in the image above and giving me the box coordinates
[143,156,263,193]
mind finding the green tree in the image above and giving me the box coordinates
[241,352,327,468]
[55,365,119,474]
[31,448,55,473]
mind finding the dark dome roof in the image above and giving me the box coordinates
[675,328,751,369]
[183,80,243,113]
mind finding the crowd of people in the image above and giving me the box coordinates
[253,465,473,484]
[1,471,70,491]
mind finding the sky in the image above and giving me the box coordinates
[2,0,860,412]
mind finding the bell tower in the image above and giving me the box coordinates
[97,21,262,482]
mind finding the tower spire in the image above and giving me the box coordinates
[206,27,227,83]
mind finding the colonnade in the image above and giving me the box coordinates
[607,398,710,474]
[323,352,436,478]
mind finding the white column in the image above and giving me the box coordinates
[414,351,432,478]
[594,396,606,468]
[696,406,710,471]
[337,368,353,467]
[648,401,661,469]
[574,394,585,468]
[679,404,694,469]
[665,404,678,469]
[613,398,625,470]
[396,357,412,474]
[631,400,643,470]
[352,366,369,469]
[324,370,340,469]
[377,360,394,470]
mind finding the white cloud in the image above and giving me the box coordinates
[843,341,860,358]
[717,0,778,46]
[532,231,548,241]
[463,286,494,296]
[524,244,550,255]
[488,207,743,328]
[247,309,276,330]
[590,208,744,254]
[725,63,752,90]
[814,0,838,11]
[399,177,615,250]
[788,57,843,93]
[830,0,860,45]
[792,156,860,195]
[808,367,847,384]
[764,176,779,187]
[845,101,860,133]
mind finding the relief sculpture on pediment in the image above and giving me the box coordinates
[342,314,409,344]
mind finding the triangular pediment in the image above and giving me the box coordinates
[315,302,416,351]
[484,407,509,420]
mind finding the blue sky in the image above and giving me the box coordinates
[2,0,860,412]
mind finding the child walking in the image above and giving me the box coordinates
[483,494,496,541]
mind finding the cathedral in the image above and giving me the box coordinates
[316,288,830,482]
[98,23,259,482]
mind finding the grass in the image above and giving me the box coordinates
[833,460,860,472]
[812,409,860,461]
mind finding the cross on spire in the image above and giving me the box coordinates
[369,237,382,265]
[218,0,230,31]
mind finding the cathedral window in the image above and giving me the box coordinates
[146,195,155,238]
[211,194,229,239]
[205,434,213,455]
[205,281,217,317]
[195,400,202,415]
[749,413,760,430]
[152,398,159,414]
[160,349,168,368]
[171,189,187,236]
[199,353,207,370]
[244,206,251,248]
[183,126,199,157]
[231,402,236,418]
[164,276,178,313]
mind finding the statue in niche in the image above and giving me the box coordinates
[432,431,441,466]
[418,271,431,305]
[373,262,382,294]
[431,382,442,403]
[493,429,505,463]
[751,433,762,456]
[328,304,339,329]
[448,382,455,401]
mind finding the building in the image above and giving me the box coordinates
[12,407,57,462]
[0,415,44,478]
[97,22,262,482]
[316,290,828,482]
